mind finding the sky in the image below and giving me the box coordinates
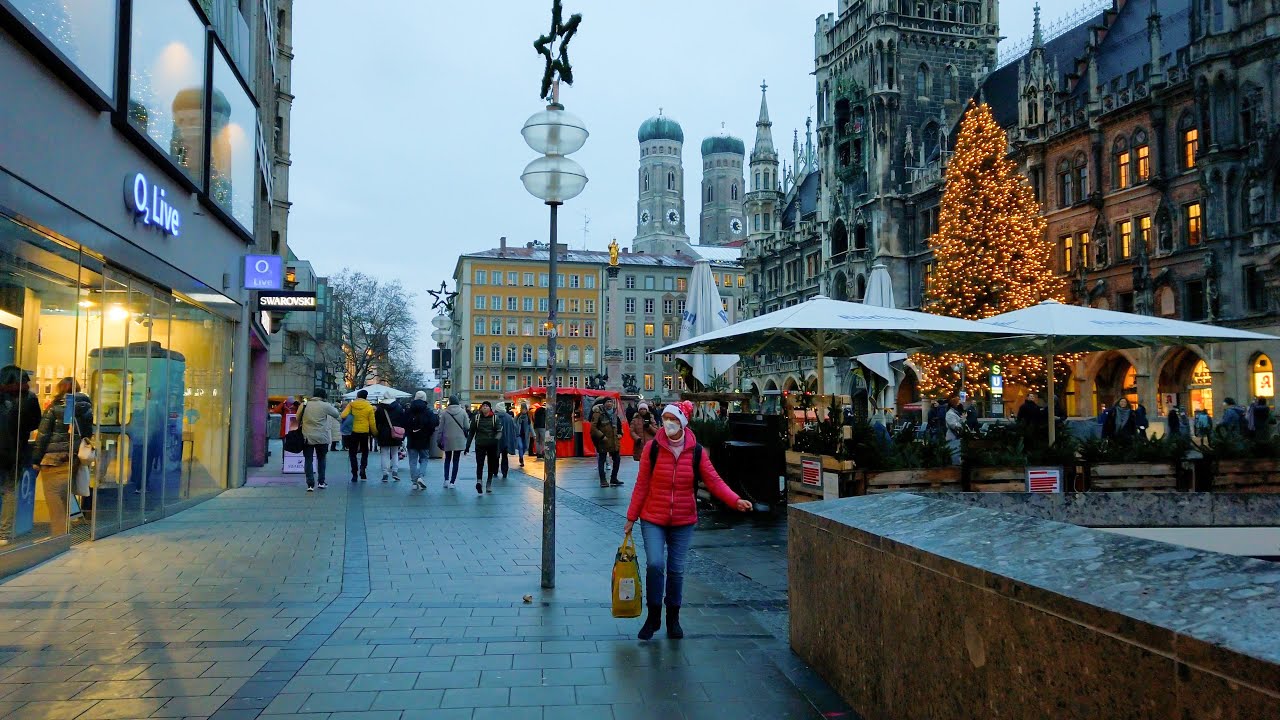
[289,0,1070,375]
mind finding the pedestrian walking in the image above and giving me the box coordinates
[495,402,518,479]
[1166,404,1183,438]
[375,396,404,482]
[404,391,440,489]
[464,400,502,494]
[340,389,377,482]
[1221,397,1247,434]
[31,378,93,534]
[1016,393,1042,426]
[1101,397,1140,441]
[299,389,340,491]
[440,396,470,488]
[589,397,624,487]
[515,401,534,467]
[1194,407,1213,438]
[0,367,41,538]
[629,401,658,461]
[624,401,752,640]
[1248,397,1271,439]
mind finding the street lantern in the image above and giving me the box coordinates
[522,0,586,591]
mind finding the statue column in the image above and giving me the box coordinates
[604,262,624,392]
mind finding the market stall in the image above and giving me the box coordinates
[504,387,633,458]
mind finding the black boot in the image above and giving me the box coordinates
[637,605,662,640]
[666,606,684,639]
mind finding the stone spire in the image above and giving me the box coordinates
[1031,3,1043,49]
[752,80,776,161]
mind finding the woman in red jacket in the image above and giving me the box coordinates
[624,401,752,640]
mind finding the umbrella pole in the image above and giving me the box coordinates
[816,346,825,413]
[1047,351,1056,447]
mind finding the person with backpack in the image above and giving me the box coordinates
[629,401,658,461]
[1221,398,1247,434]
[623,401,752,641]
[464,401,502,494]
[515,401,533,468]
[404,391,440,490]
[299,389,339,492]
[1193,407,1213,438]
[340,390,377,482]
[32,378,93,534]
[494,402,518,479]
[375,397,404,482]
[590,397,623,487]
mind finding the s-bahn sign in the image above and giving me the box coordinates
[258,291,317,311]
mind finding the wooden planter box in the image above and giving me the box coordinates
[863,467,962,494]
[1211,458,1280,492]
[1086,462,1178,491]
[969,466,1028,492]
[786,452,858,502]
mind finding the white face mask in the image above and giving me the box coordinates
[663,420,683,437]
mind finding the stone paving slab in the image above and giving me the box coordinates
[0,451,853,719]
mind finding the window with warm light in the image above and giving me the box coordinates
[1061,235,1074,273]
[1134,143,1150,182]
[1137,215,1152,253]
[1113,145,1131,190]
[1186,202,1202,245]
[1253,354,1274,399]
[644,374,655,391]
[663,323,672,338]
[625,323,635,337]
[1079,231,1091,268]
[1118,220,1134,258]
[644,323,655,337]
[676,278,687,292]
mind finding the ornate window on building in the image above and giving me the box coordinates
[522,345,533,364]
[474,344,485,363]
[644,374,655,391]
[584,321,595,337]
[523,319,534,336]
[506,345,517,363]
[1078,231,1091,269]
[1117,220,1134,259]
[475,318,486,335]
[569,346,580,365]
[644,323,655,337]
[1137,215,1153,253]
[1133,129,1151,183]
[625,323,636,337]
[667,171,676,190]
[625,297,636,314]
[1180,114,1199,169]
[490,345,502,363]
[1061,235,1074,273]
[945,66,958,101]
[1112,137,1131,190]
[1185,202,1202,246]
[1057,159,1073,208]
[915,63,929,97]
[1073,153,1089,201]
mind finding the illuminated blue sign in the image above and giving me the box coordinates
[124,172,181,236]
[243,255,283,290]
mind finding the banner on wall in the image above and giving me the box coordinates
[282,412,304,474]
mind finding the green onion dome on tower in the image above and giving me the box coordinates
[700,135,745,156]
[638,115,684,144]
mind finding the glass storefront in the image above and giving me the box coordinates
[0,214,233,552]
[126,0,207,182]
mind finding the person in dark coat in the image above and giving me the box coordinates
[0,366,43,538]
[590,397,623,487]
[1248,398,1271,439]
[1017,393,1043,426]
[494,402,518,479]
[532,403,547,456]
[404,391,439,490]
[1102,397,1140,441]
[33,378,93,535]
[1220,398,1247,434]
[375,397,403,482]
[1166,405,1183,438]
[465,401,503,494]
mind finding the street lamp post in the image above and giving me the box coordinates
[521,90,587,590]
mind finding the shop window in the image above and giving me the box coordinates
[1252,354,1274,399]
[127,0,208,182]
[12,0,118,96]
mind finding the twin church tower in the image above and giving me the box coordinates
[632,85,780,255]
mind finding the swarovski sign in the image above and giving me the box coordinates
[124,172,181,236]
[258,291,317,311]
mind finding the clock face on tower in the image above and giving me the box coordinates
[730,218,743,235]
[666,209,680,225]
[639,210,650,225]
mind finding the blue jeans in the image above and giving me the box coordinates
[639,521,696,608]
[406,448,430,479]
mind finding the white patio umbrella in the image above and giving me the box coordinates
[676,260,739,389]
[979,299,1280,443]
[343,383,410,402]
[655,295,1034,398]
[855,263,908,411]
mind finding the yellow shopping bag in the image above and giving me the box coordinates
[611,531,643,618]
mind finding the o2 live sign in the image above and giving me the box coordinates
[244,254,283,290]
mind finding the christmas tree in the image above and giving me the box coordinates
[915,102,1065,397]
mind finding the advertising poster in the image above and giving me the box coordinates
[282,412,304,474]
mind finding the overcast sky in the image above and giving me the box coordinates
[289,0,1062,375]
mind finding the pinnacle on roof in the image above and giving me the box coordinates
[752,80,776,161]
[1031,4,1044,49]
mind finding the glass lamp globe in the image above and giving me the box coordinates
[522,106,588,156]
[521,155,588,203]
[430,329,449,344]
[431,314,450,330]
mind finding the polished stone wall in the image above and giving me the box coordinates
[790,493,1280,720]
[938,491,1280,527]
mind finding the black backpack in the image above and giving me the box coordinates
[647,439,703,488]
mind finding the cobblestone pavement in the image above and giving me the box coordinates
[0,447,853,720]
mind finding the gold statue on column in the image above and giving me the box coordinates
[608,238,619,267]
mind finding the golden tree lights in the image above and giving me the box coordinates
[914,103,1067,397]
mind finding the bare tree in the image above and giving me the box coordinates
[378,349,428,393]
[331,270,417,389]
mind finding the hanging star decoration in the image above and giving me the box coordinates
[428,281,457,313]
[534,0,582,101]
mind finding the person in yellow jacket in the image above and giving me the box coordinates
[340,389,379,482]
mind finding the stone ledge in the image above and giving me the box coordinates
[934,491,1280,527]
[789,494,1280,719]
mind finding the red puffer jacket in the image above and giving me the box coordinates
[626,428,741,527]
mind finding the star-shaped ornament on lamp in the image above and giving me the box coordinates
[428,281,457,314]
